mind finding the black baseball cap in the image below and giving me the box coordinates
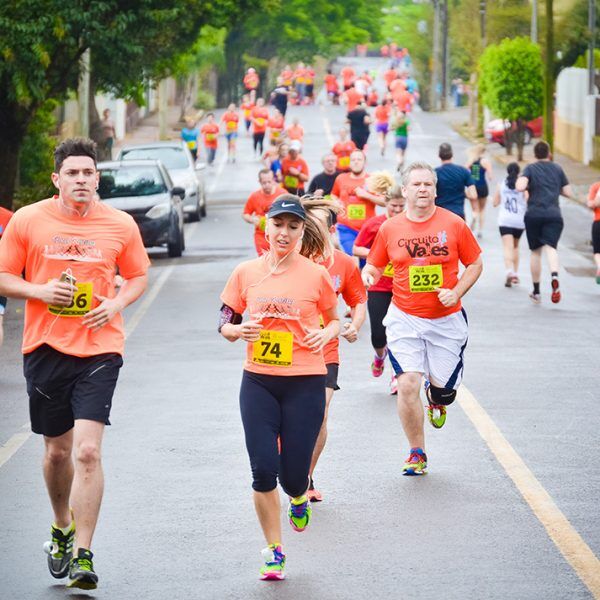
[267,196,306,220]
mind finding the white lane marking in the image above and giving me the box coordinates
[208,153,228,194]
[0,424,31,469]
[319,104,335,146]
[459,386,600,598]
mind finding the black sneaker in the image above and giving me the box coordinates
[67,548,98,590]
[43,523,75,579]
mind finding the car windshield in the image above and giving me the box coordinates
[98,166,167,199]
[121,146,189,170]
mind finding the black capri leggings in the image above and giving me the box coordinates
[239,370,326,498]
[253,133,265,154]
[592,220,600,254]
[367,291,392,349]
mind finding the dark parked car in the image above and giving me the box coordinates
[117,141,206,222]
[97,160,186,257]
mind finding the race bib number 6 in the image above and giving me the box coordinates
[409,265,443,293]
[48,282,93,316]
[252,330,293,366]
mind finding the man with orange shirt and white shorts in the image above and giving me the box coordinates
[242,169,287,255]
[331,150,385,257]
[363,161,482,476]
[0,138,150,589]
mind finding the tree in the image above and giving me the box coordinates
[479,37,543,160]
[0,0,260,209]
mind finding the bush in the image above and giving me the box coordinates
[194,89,216,110]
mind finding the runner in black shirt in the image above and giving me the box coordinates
[346,101,371,150]
[308,154,339,197]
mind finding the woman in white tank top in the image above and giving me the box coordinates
[493,162,527,287]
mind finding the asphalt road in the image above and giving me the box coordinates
[1,57,599,600]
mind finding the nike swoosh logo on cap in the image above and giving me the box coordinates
[281,202,296,207]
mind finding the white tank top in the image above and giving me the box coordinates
[498,180,526,229]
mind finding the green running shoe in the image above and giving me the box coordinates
[288,495,312,532]
[259,544,286,580]
[425,381,447,429]
[402,447,427,476]
[43,522,75,579]
[66,548,98,590]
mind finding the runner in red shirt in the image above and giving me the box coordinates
[374,100,391,157]
[330,151,385,256]
[324,69,340,105]
[243,67,260,102]
[251,98,269,156]
[332,128,357,172]
[384,67,398,90]
[285,118,304,142]
[353,186,405,393]
[281,65,294,87]
[200,113,219,166]
[281,141,309,195]
[363,161,482,476]
[221,103,239,163]
[241,95,255,134]
[242,168,287,255]
[367,89,379,107]
[340,65,356,90]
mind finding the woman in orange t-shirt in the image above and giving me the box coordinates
[587,181,600,283]
[221,103,239,162]
[219,195,339,580]
[251,99,269,155]
[374,100,391,157]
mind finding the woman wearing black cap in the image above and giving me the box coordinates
[218,195,340,581]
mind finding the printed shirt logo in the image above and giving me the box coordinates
[43,236,103,262]
[249,296,300,321]
[396,230,449,258]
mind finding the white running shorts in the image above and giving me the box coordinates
[382,303,468,389]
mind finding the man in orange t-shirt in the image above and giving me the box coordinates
[340,66,356,90]
[363,161,482,476]
[243,67,260,102]
[324,69,340,104]
[305,66,316,102]
[221,104,239,162]
[281,65,294,87]
[251,98,269,155]
[201,113,219,165]
[0,138,150,588]
[242,168,287,255]
[332,128,357,172]
[343,86,363,112]
[285,118,304,142]
[281,141,309,195]
[330,150,385,256]
[241,95,255,134]
[384,67,398,90]
[587,181,600,282]
[268,109,285,144]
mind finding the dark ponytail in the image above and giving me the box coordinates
[506,162,520,190]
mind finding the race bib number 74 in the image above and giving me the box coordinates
[252,330,293,366]
[409,265,443,293]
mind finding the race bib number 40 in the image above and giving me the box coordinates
[48,282,93,316]
[252,330,293,366]
[347,203,366,220]
[409,265,443,293]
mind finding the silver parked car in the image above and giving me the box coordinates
[118,141,207,221]
[97,160,186,257]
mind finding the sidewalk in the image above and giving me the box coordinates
[445,106,600,202]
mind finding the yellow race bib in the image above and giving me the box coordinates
[48,282,93,317]
[339,156,350,168]
[226,121,237,132]
[255,118,266,128]
[271,130,281,139]
[383,263,395,278]
[284,175,299,189]
[252,330,293,366]
[409,265,443,293]
[347,203,366,220]
[186,140,197,150]
[205,133,216,142]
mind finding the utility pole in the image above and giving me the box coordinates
[440,0,449,111]
[78,48,91,137]
[543,0,554,149]
[531,0,538,44]
[158,79,168,140]
[430,0,440,111]
[588,0,596,95]
[480,0,487,48]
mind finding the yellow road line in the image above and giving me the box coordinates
[459,386,600,598]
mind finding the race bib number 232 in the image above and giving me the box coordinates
[409,265,443,293]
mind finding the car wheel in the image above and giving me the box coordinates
[188,202,201,222]
[200,196,207,218]
[524,128,533,145]
[167,223,184,258]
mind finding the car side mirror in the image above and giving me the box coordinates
[171,186,185,199]
[195,162,207,171]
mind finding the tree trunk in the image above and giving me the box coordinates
[516,118,525,161]
[503,122,513,155]
[87,76,109,161]
[0,101,31,210]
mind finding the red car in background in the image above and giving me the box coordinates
[485,116,543,146]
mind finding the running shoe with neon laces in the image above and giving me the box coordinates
[259,544,286,581]
[288,495,312,532]
[389,372,398,395]
[66,548,98,590]
[551,277,561,303]
[371,352,386,377]
[425,382,447,429]
[307,478,323,502]
[43,521,75,579]
[402,448,427,476]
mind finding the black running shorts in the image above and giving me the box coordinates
[592,220,600,254]
[325,363,340,391]
[24,344,123,437]
[499,226,524,239]
[524,214,564,250]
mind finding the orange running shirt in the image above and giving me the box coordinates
[587,182,600,221]
[221,111,239,133]
[384,69,398,88]
[332,141,357,172]
[331,172,375,231]
[0,198,150,356]
[220,255,338,376]
[294,67,307,84]
[251,107,269,134]
[305,68,315,84]
[344,88,363,112]
[322,250,367,364]
[286,124,304,141]
[281,69,294,86]
[244,73,259,90]
[201,123,219,148]
[281,157,309,193]
[367,207,481,319]
[243,187,287,254]
[341,66,356,88]
[0,206,13,238]
[325,74,339,93]
[375,104,391,124]
[268,115,285,140]
[241,102,255,120]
